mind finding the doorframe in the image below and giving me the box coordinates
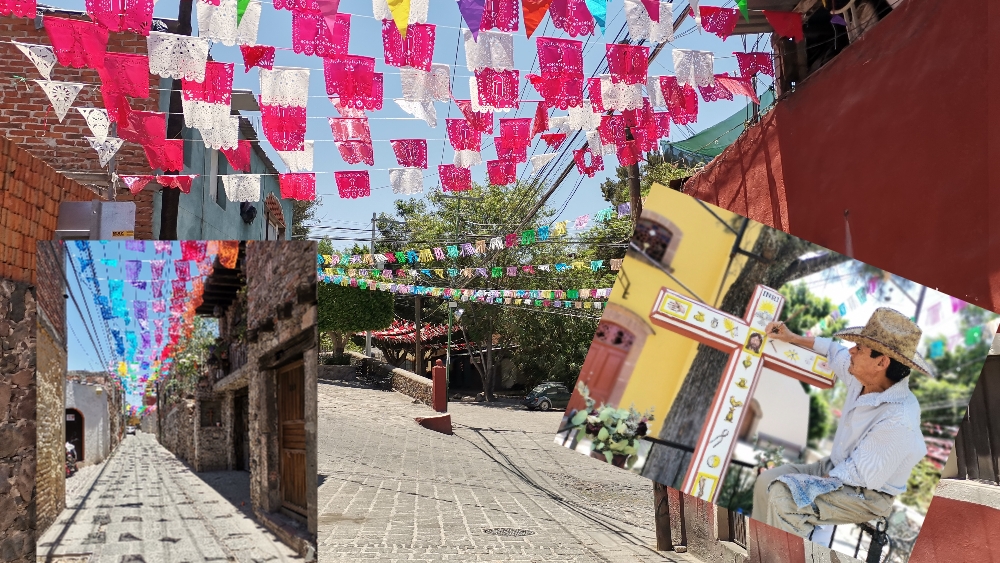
[276,357,308,520]
[66,408,85,462]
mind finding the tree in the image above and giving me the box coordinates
[160,316,217,408]
[291,198,319,240]
[317,239,394,358]
[642,226,852,488]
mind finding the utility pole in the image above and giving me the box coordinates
[438,193,481,386]
[366,212,375,357]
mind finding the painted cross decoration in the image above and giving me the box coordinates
[648,284,835,502]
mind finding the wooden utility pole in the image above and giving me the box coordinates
[414,295,422,377]
[159,0,193,240]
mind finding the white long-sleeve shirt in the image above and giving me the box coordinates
[812,337,927,496]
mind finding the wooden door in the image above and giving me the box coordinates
[234,391,250,471]
[568,321,634,412]
[277,360,307,516]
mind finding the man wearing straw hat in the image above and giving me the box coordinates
[751,308,931,538]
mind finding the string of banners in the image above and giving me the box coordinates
[5,0,803,196]
[803,276,987,360]
[318,258,623,280]
[320,274,612,310]
[317,204,631,267]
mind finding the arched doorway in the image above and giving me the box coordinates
[738,398,762,441]
[66,409,84,462]
[567,303,655,412]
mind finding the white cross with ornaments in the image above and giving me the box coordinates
[648,284,835,503]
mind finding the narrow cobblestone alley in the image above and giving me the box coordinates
[37,433,303,563]
[318,380,703,562]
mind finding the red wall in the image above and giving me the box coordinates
[684,0,1000,312]
[909,496,1000,563]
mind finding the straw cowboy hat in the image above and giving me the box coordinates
[833,307,935,376]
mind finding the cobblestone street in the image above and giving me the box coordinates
[37,433,303,563]
[318,381,702,562]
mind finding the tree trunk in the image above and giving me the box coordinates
[484,317,496,401]
[642,230,850,487]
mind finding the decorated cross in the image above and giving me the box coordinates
[648,284,835,502]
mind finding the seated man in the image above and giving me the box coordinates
[752,307,930,538]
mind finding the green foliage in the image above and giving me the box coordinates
[162,317,218,406]
[598,152,692,206]
[778,283,847,338]
[899,459,941,514]
[317,283,394,334]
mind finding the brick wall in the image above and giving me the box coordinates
[0,280,37,561]
[0,14,169,240]
[0,137,99,284]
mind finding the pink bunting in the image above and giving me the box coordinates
[695,6,739,40]
[292,11,350,56]
[335,170,371,199]
[481,0,519,32]
[182,61,233,105]
[220,140,253,173]
[152,299,166,313]
[616,140,642,166]
[85,0,154,36]
[573,147,604,177]
[390,139,428,169]
[336,141,375,165]
[118,110,166,146]
[550,0,595,37]
[659,76,698,125]
[498,118,533,148]
[172,279,187,298]
[44,16,109,71]
[735,52,775,78]
[156,175,198,194]
[587,77,604,111]
[531,36,585,109]
[119,175,155,194]
[174,261,190,281]
[698,78,734,102]
[606,43,649,85]
[528,73,584,110]
[487,159,517,186]
[154,241,172,254]
[143,140,184,173]
[541,133,567,149]
[531,101,549,137]
[342,73,383,111]
[447,118,483,152]
[598,114,627,147]
[279,173,317,201]
[181,241,206,262]
[261,102,307,151]
[455,100,494,134]
[240,45,275,72]
[474,68,520,109]
[641,0,660,22]
[439,164,472,192]
[763,10,804,42]
[0,0,35,17]
[316,0,342,36]
[495,141,527,163]
[323,54,376,100]
[714,75,760,103]
[273,0,317,12]
[99,54,150,122]
[151,260,165,280]
[328,117,372,142]
[382,20,436,72]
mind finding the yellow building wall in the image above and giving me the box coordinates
[612,185,764,437]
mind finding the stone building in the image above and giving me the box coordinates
[65,371,126,466]
[157,241,318,556]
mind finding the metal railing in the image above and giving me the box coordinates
[728,509,748,549]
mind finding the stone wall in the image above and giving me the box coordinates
[392,370,433,407]
[160,400,195,465]
[0,280,37,561]
[193,393,229,472]
[245,241,318,542]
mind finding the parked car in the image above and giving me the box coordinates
[523,382,571,411]
[126,426,136,435]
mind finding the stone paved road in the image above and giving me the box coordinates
[318,381,702,563]
[37,433,303,563]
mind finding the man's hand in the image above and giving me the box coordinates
[765,321,795,342]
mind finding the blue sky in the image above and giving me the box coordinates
[52,0,771,240]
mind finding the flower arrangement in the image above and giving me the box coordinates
[568,381,654,469]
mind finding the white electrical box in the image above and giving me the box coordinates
[55,201,137,240]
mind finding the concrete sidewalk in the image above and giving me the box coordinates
[318,380,704,562]
[37,433,303,563]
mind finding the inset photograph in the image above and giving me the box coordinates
[556,184,997,562]
[35,240,318,562]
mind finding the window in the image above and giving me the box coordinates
[628,210,683,270]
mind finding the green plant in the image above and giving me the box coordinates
[568,382,654,469]
[899,459,941,514]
